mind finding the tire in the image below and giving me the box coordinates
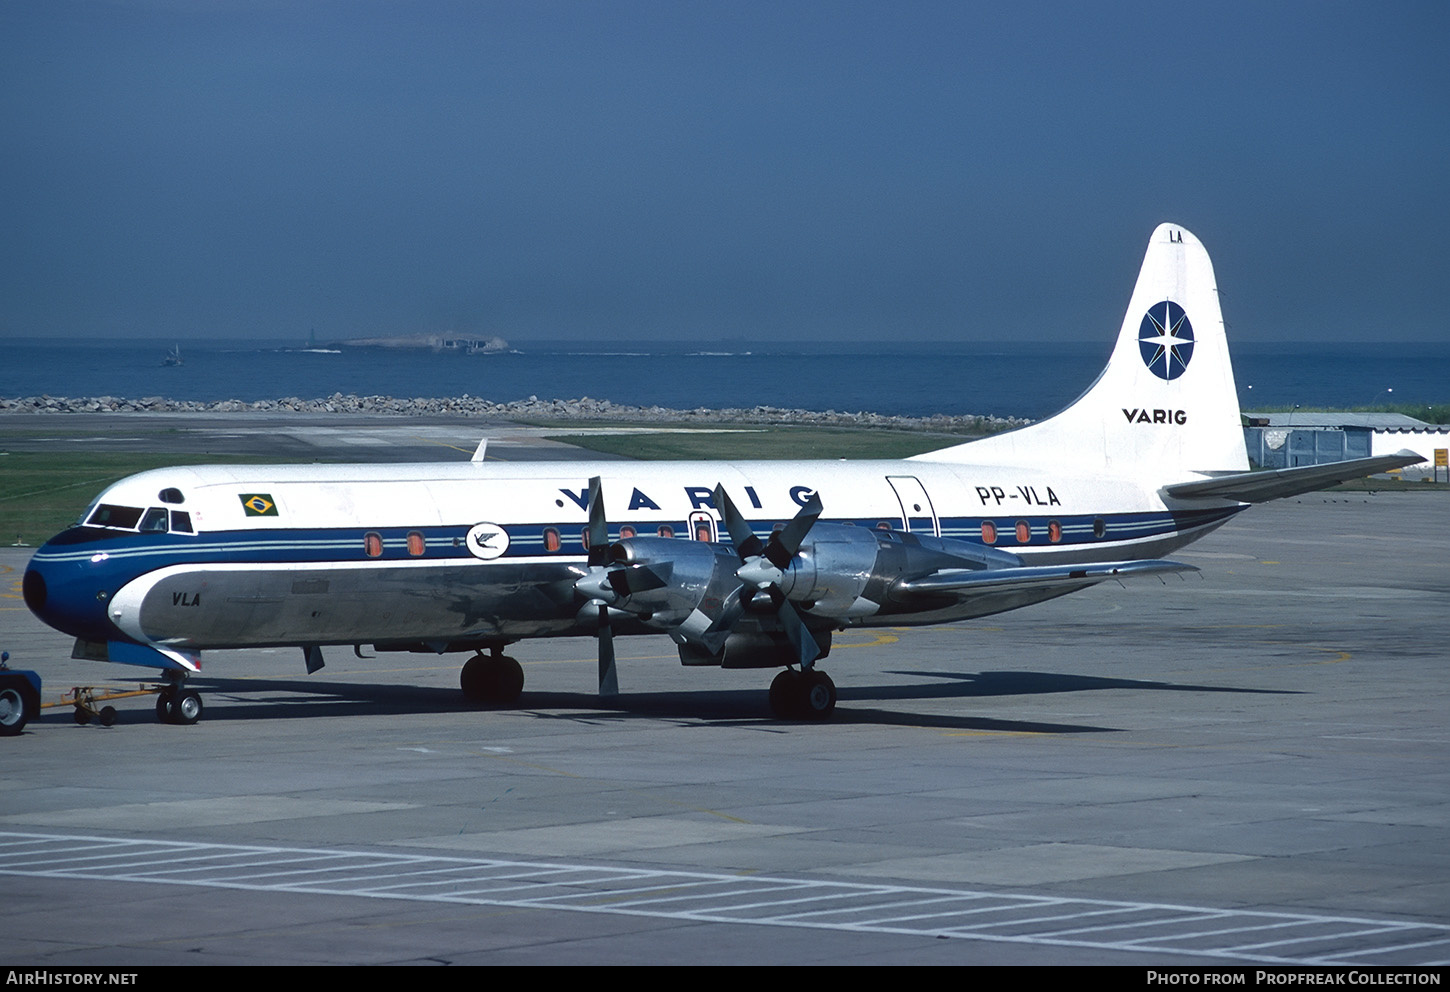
[73,707,92,726]
[460,654,488,702]
[98,706,117,727]
[156,691,174,723]
[492,656,524,703]
[461,655,524,704]
[798,670,837,720]
[0,677,38,736]
[172,690,203,725]
[769,669,802,719]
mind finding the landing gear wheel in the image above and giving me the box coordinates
[172,690,203,725]
[460,653,525,704]
[797,670,837,720]
[156,689,174,723]
[0,677,39,736]
[769,669,803,719]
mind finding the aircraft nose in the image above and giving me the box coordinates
[21,563,48,614]
[23,536,119,643]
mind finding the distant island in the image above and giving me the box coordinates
[333,334,510,354]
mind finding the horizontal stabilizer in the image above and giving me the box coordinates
[897,559,1196,598]
[1163,450,1424,504]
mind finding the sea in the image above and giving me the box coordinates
[3,338,1447,421]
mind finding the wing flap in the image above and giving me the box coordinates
[1163,450,1423,503]
[896,559,1196,598]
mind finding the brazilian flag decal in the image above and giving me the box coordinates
[240,493,279,517]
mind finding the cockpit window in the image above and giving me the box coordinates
[139,507,170,533]
[170,510,194,534]
[86,504,144,530]
[159,488,185,504]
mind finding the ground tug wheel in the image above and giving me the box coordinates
[0,672,40,737]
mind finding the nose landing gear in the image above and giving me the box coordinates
[156,682,203,725]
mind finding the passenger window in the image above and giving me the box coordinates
[980,521,997,544]
[1015,520,1031,544]
[876,521,894,531]
[1047,520,1062,543]
[619,525,637,539]
[543,527,561,552]
[364,532,383,557]
[407,531,426,556]
[1093,517,1106,539]
[139,507,170,533]
[656,524,674,538]
[170,511,194,534]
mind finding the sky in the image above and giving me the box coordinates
[2,1,1446,344]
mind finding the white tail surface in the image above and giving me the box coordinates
[919,224,1248,477]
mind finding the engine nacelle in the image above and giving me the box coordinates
[781,525,1024,619]
[775,524,881,617]
[677,626,834,668]
[602,537,741,628]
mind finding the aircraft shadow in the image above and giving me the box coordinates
[43,666,1294,736]
[879,669,1299,699]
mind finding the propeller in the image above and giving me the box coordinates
[711,485,824,668]
[575,476,669,696]
[581,476,619,696]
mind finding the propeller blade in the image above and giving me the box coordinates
[701,589,749,642]
[585,476,610,566]
[713,485,764,559]
[775,598,823,668]
[597,603,619,696]
[765,491,822,569]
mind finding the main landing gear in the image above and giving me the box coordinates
[155,681,203,725]
[769,668,837,720]
[460,650,524,704]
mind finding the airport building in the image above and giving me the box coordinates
[1243,412,1449,479]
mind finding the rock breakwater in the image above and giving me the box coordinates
[0,393,1028,433]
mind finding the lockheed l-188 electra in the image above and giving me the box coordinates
[12,225,1419,731]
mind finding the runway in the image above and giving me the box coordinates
[2,483,1448,964]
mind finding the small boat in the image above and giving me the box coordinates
[161,345,183,367]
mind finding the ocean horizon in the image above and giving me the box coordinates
[4,337,1447,422]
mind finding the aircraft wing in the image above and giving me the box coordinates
[896,559,1196,598]
[1162,450,1424,504]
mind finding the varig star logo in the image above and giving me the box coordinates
[240,493,278,517]
[1138,300,1195,381]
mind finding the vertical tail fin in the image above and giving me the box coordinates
[919,224,1248,476]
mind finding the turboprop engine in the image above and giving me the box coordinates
[572,478,1024,689]
[574,536,740,631]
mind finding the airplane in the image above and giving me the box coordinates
[17,224,1421,728]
